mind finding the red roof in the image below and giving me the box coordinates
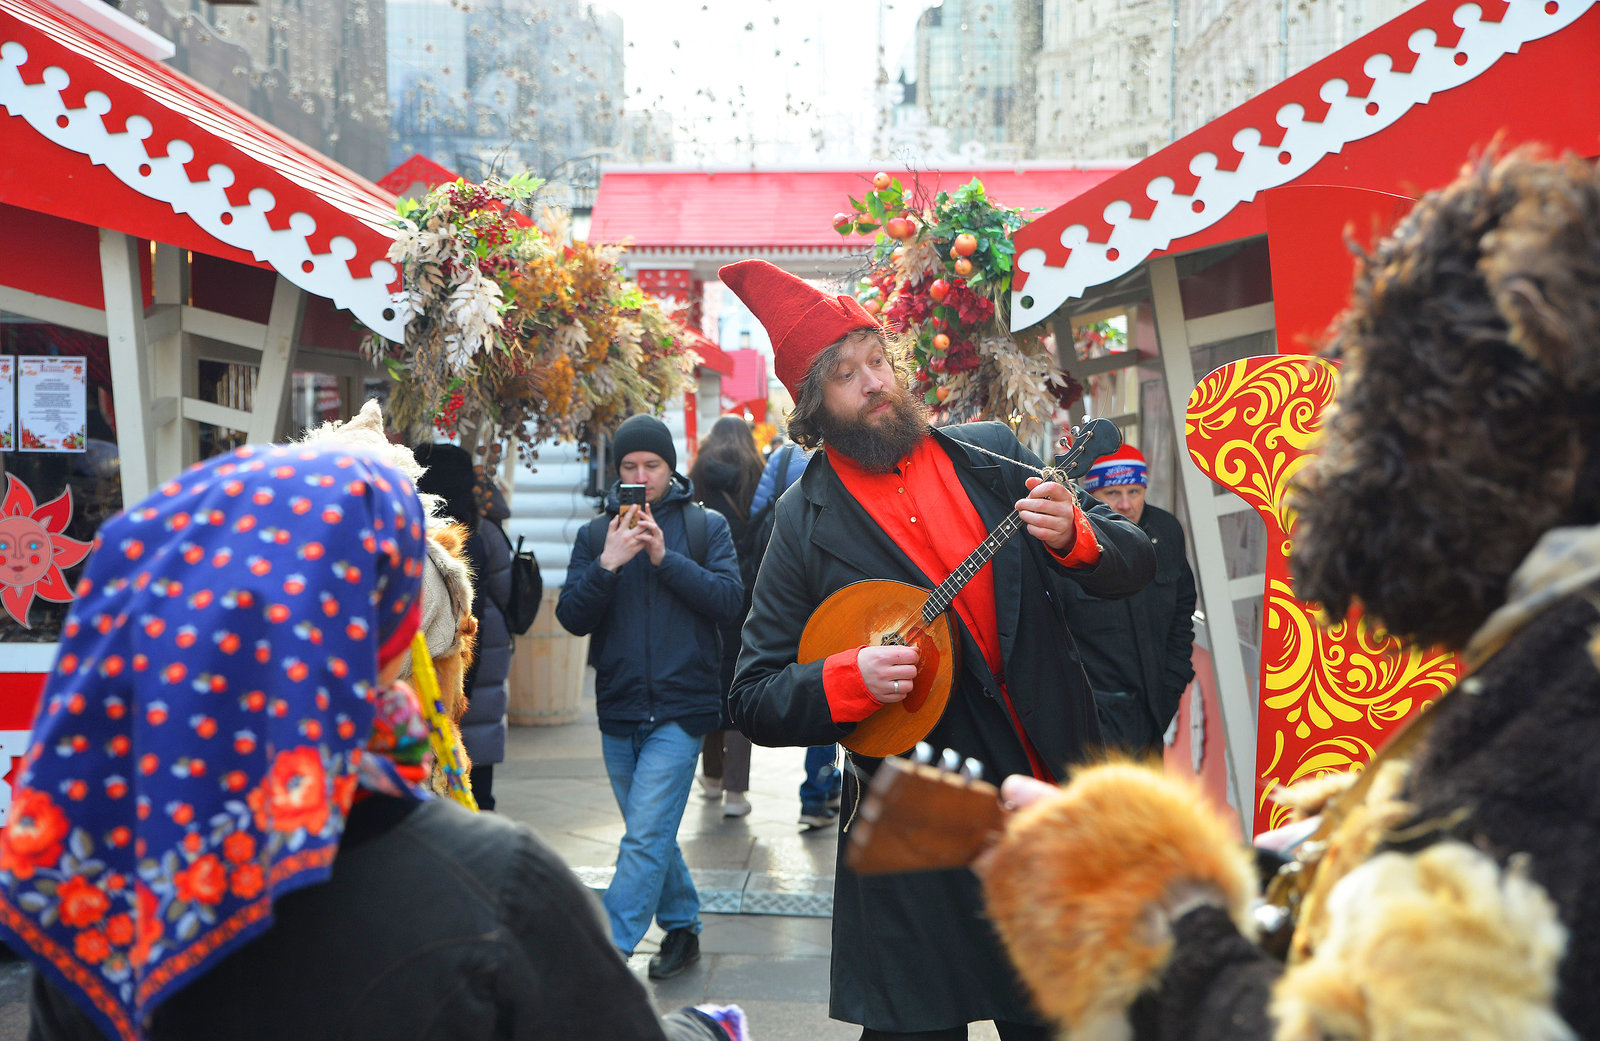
[589,166,1129,251]
[676,323,733,376]
[1008,0,1600,330]
[0,0,404,339]
[378,155,535,227]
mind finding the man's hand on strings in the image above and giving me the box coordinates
[1016,476,1082,553]
[858,645,920,703]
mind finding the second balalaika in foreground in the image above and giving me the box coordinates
[797,419,1123,758]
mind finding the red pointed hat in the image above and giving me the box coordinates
[719,259,880,399]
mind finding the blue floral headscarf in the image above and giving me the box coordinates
[0,443,429,1041]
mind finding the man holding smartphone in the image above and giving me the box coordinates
[556,413,744,980]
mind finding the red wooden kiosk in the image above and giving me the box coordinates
[1009,0,1600,831]
[0,0,409,816]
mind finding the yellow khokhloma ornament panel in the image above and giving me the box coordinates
[1185,354,1459,832]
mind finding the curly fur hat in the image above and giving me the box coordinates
[1291,150,1600,649]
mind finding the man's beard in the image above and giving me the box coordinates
[818,385,929,474]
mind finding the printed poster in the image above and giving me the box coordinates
[0,356,12,452]
[17,355,86,453]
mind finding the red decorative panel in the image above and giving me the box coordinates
[1186,356,1460,833]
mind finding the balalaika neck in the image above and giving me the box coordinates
[920,509,1026,624]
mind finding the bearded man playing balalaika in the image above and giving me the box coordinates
[722,259,1155,1041]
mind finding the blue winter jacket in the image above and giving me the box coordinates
[556,473,743,734]
[749,444,815,514]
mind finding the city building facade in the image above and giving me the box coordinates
[1033,0,1419,159]
[388,0,640,208]
[118,0,390,178]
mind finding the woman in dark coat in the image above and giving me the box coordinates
[731,421,1154,1035]
[979,152,1600,1041]
[415,444,513,811]
[687,417,765,818]
[0,443,740,1041]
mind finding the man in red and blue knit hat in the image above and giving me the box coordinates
[721,259,1155,1040]
[1063,445,1197,757]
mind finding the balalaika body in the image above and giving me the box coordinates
[797,419,1122,758]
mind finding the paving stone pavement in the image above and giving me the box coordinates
[496,690,1002,1041]
[0,687,1004,1041]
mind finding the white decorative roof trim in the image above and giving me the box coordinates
[0,39,404,340]
[1009,0,1594,331]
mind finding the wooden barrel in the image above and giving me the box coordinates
[507,588,587,726]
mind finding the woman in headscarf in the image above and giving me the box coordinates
[0,441,743,1041]
[686,417,764,819]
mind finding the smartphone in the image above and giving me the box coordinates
[618,484,646,528]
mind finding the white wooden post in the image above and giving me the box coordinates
[1148,255,1259,834]
[149,243,195,478]
[98,230,157,504]
[248,276,304,444]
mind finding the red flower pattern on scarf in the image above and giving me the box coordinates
[0,788,69,879]
[248,747,329,835]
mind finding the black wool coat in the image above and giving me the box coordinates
[28,798,698,1041]
[1059,502,1196,754]
[730,422,1156,1032]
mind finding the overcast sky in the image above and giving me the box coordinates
[595,0,926,165]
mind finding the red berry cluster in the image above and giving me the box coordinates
[450,182,496,212]
[434,391,464,436]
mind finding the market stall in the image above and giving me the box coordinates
[1007,0,1600,830]
[0,0,407,812]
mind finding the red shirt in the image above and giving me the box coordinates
[820,435,1100,779]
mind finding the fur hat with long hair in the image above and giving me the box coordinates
[1291,150,1600,649]
[981,761,1258,1039]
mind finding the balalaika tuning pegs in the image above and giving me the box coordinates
[940,748,962,773]
[961,758,983,782]
[913,742,935,765]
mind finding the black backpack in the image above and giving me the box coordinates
[481,524,542,637]
[734,446,795,594]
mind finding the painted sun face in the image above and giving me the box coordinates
[0,476,93,629]
[0,516,51,588]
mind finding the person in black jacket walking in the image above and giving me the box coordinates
[687,416,765,819]
[415,444,516,811]
[720,259,1155,1039]
[556,414,743,980]
[1058,445,1196,756]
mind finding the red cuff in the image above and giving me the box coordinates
[823,649,882,724]
[1047,504,1103,570]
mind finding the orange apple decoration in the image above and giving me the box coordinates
[953,257,974,277]
[873,172,892,191]
[928,278,951,303]
[862,297,882,315]
[833,212,855,231]
[886,217,916,240]
[952,233,978,257]
[931,333,950,352]
[936,386,951,402]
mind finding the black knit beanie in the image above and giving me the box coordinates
[413,443,478,526]
[612,414,676,472]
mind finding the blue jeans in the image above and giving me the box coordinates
[600,721,703,955]
[799,744,840,811]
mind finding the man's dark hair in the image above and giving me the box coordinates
[785,329,902,450]
[1291,150,1600,649]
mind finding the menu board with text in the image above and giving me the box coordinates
[17,355,86,453]
[0,356,13,452]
